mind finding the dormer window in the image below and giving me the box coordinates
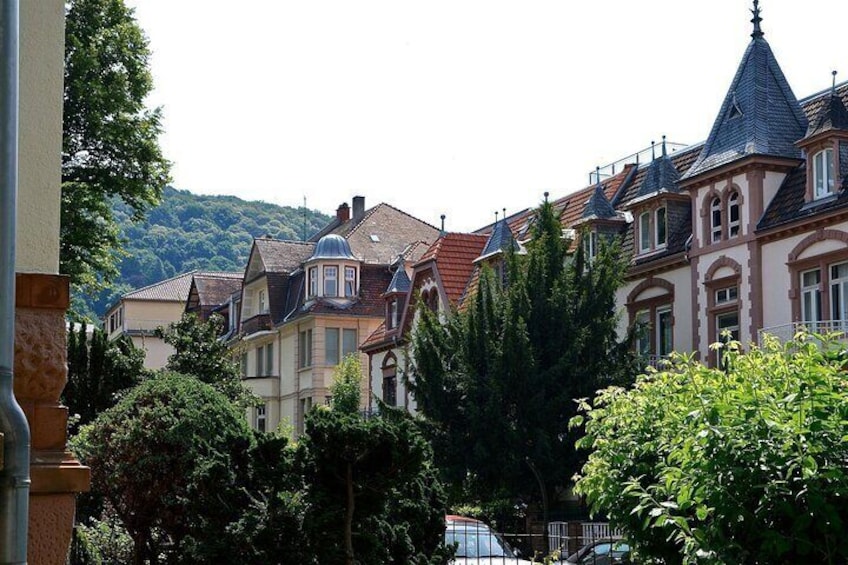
[655,207,667,248]
[638,212,651,253]
[258,289,267,313]
[710,197,722,243]
[308,266,318,297]
[345,266,356,297]
[388,298,399,329]
[728,192,740,238]
[323,266,338,297]
[813,148,835,199]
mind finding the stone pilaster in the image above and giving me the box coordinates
[15,273,90,564]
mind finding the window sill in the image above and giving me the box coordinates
[802,193,838,211]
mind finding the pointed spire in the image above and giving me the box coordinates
[751,0,763,39]
[583,180,617,220]
[477,208,518,261]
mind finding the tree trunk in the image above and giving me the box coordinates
[345,461,355,565]
[526,458,549,553]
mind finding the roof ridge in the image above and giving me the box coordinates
[799,80,848,105]
[123,270,197,298]
[345,202,440,239]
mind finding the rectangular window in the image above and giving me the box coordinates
[715,286,738,305]
[801,269,822,328]
[325,328,340,365]
[655,207,667,248]
[383,375,397,407]
[342,328,357,357]
[831,262,848,331]
[639,212,651,253]
[716,310,740,343]
[265,342,274,376]
[635,310,650,357]
[255,404,266,433]
[308,266,318,297]
[657,307,673,356]
[711,197,722,243]
[388,299,398,329]
[298,329,313,368]
[258,289,267,313]
[324,266,338,297]
[256,346,265,377]
[345,267,356,297]
[814,149,835,199]
[728,193,740,238]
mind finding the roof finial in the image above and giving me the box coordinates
[502,208,507,221]
[544,191,549,203]
[751,0,763,39]
[651,140,656,161]
[833,70,838,94]
[596,166,601,186]
[661,135,667,157]
[494,210,499,222]
[440,214,446,235]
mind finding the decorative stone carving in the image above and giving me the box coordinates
[13,308,67,403]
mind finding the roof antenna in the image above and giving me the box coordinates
[751,0,763,39]
[651,140,656,161]
[440,214,446,236]
[662,135,667,157]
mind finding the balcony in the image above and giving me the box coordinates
[758,320,848,345]
[241,313,273,336]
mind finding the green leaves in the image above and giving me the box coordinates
[574,332,848,563]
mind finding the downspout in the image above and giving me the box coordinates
[0,1,30,563]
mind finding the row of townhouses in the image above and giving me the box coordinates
[106,9,848,435]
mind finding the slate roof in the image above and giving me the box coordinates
[477,217,520,261]
[123,271,198,302]
[757,83,848,231]
[582,182,618,219]
[283,264,393,321]
[311,202,440,265]
[618,144,702,206]
[804,87,848,139]
[634,151,682,200]
[253,238,316,273]
[385,267,411,294]
[416,233,488,306]
[683,33,808,180]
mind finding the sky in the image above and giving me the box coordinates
[124,0,848,233]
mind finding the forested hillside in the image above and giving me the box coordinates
[75,187,330,319]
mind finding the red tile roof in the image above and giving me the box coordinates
[416,233,488,305]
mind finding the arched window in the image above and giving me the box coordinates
[813,148,835,199]
[728,192,740,238]
[382,355,397,407]
[710,197,722,243]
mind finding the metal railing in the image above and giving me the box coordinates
[758,320,848,345]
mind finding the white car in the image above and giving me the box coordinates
[445,515,534,565]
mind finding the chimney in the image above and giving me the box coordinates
[336,202,350,222]
[353,196,365,221]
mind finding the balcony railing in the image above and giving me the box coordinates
[758,320,848,345]
[241,313,273,336]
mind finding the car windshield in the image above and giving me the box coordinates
[446,524,514,558]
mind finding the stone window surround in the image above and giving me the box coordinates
[626,277,675,356]
[700,183,744,246]
[703,256,742,366]
[787,228,848,323]
[633,203,668,256]
[804,138,844,203]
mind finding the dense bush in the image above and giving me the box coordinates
[574,333,848,564]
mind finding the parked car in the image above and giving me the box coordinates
[563,539,630,564]
[445,515,534,565]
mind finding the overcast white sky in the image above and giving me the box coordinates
[125,0,848,232]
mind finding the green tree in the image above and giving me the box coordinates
[299,355,451,565]
[574,334,848,564]
[411,200,636,524]
[156,312,253,407]
[74,372,257,564]
[62,0,170,294]
[64,323,148,433]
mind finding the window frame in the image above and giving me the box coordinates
[655,206,667,249]
[298,329,313,369]
[728,191,740,239]
[344,266,357,297]
[813,148,835,200]
[308,266,318,298]
[323,265,338,297]
[638,211,651,253]
[255,404,267,433]
[710,196,722,243]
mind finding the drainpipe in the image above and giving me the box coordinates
[0,1,31,563]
